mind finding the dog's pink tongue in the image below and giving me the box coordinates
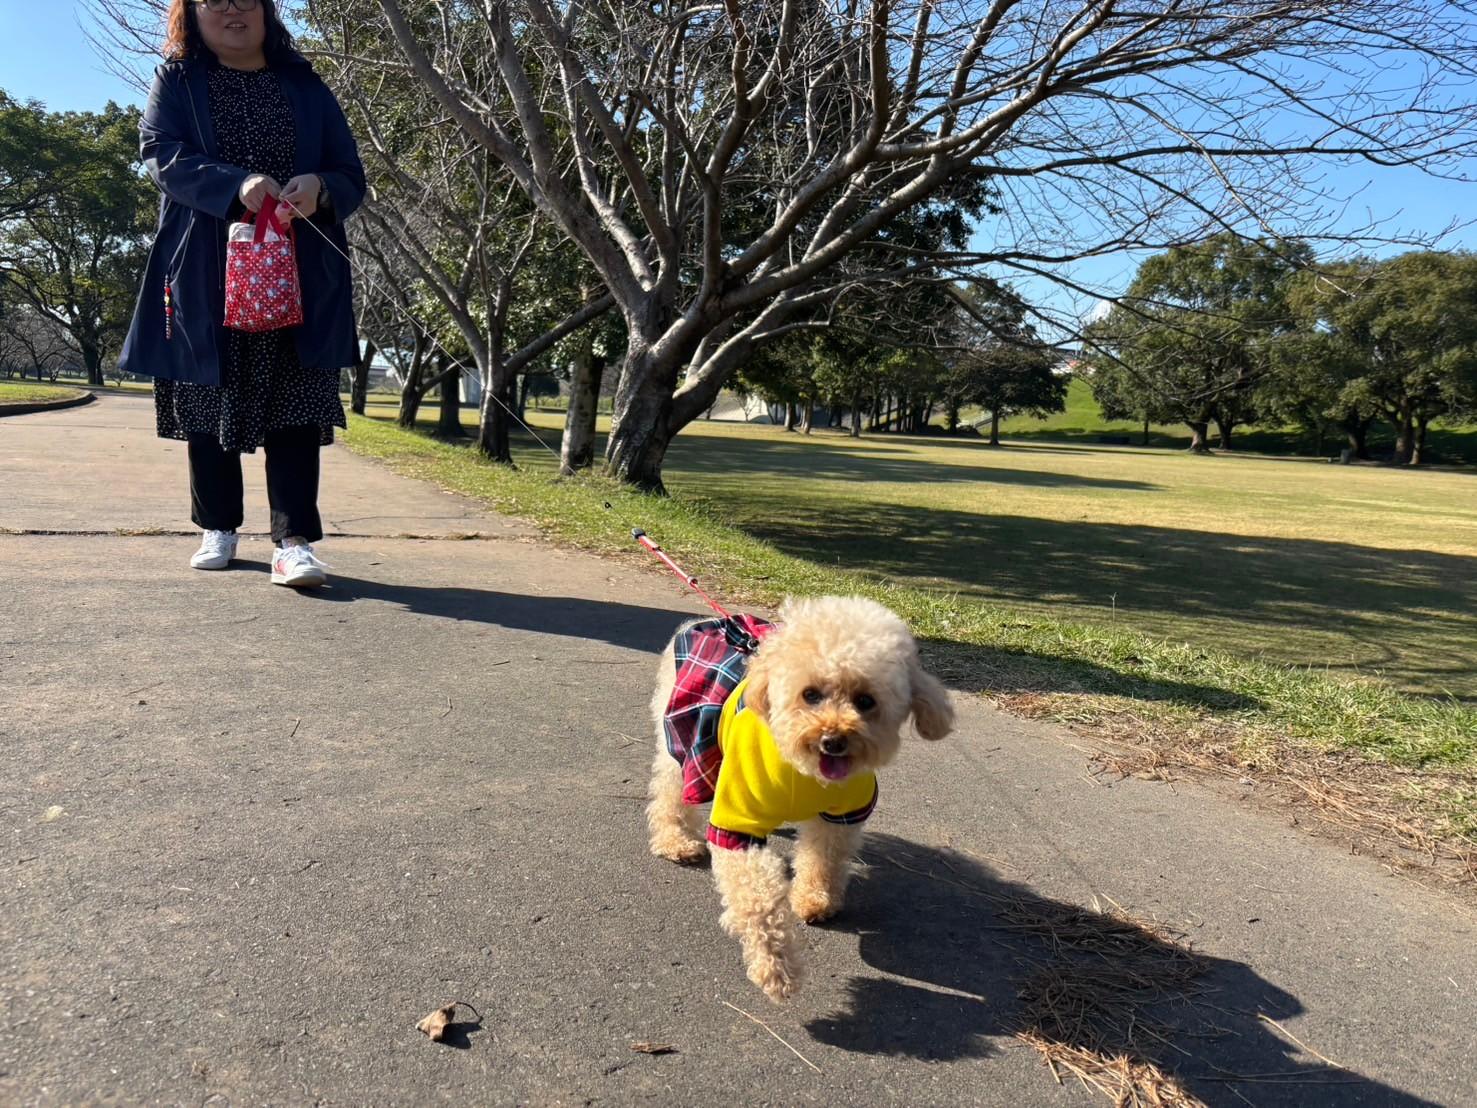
[819,754,852,780]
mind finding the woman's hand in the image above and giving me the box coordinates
[238,174,281,213]
[276,174,323,221]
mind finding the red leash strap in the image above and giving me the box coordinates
[632,528,734,620]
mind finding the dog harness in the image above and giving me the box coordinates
[663,617,879,851]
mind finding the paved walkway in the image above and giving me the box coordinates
[1,394,1472,1106]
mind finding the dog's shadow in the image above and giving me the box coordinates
[806,835,1438,1107]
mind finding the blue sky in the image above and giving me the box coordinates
[0,1,145,112]
[3,0,1473,330]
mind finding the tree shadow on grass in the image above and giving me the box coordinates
[806,834,1439,1106]
[918,638,1262,713]
[669,431,1160,490]
[718,500,1477,699]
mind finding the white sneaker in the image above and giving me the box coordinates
[271,541,329,588]
[190,530,238,570]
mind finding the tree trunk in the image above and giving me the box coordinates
[801,397,814,435]
[1343,415,1372,460]
[783,401,797,432]
[1142,416,1150,446]
[1313,419,1325,458]
[1187,421,1211,454]
[1393,408,1416,464]
[351,339,374,416]
[517,371,530,420]
[989,410,1001,446]
[475,360,514,464]
[851,392,864,438]
[606,359,674,493]
[437,362,464,438]
[397,340,428,428]
[82,343,103,387]
[1215,417,1235,450]
[560,351,605,475]
[1412,415,1430,466]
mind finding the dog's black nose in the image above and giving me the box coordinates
[820,735,849,756]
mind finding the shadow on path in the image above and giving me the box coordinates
[250,567,1262,707]
[287,572,696,654]
[807,835,1437,1107]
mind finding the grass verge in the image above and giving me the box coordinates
[342,415,1477,883]
[0,381,84,406]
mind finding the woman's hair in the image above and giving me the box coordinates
[163,0,298,64]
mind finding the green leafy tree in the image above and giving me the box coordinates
[942,286,1062,445]
[1083,235,1311,452]
[0,96,152,385]
[1290,253,1477,465]
[1259,309,1377,458]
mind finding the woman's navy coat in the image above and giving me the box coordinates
[119,55,366,384]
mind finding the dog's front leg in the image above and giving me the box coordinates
[711,845,805,1002]
[791,819,862,923]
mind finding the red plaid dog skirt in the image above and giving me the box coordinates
[662,614,775,805]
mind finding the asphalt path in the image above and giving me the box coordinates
[2,393,1472,1106]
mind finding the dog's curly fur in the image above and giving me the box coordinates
[646,595,954,1001]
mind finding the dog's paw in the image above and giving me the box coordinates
[747,946,805,1003]
[649,830,709,865]
[791,884,841,924]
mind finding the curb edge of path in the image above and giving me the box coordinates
[0,390,96,418]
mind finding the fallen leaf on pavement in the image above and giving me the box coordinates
[416,1000,481,1043]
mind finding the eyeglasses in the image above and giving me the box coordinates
[193,0,259,12]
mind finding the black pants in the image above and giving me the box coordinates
[188,427,324,543]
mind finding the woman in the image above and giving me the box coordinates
[119,0,365,588]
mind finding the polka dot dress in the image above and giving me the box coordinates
[155,62,346,453]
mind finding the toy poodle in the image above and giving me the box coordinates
[646,596,955,1001]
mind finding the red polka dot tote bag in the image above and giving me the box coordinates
[224,204,304,332]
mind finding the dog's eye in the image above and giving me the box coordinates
[853,693,876,712]
[801,687,823,706]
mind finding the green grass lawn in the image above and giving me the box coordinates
[0,381,83,405]
[344,410,1477,853]
[376,402,1477,700]
[664,423,1477,701]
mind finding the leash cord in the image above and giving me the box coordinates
[278,196,736,620]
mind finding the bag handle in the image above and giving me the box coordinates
[252,202,293,244]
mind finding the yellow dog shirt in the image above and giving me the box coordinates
[705,677,879,850]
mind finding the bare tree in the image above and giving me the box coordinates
[359,0,1477,489]
[0,300,76,381]
[303,1,617,461]
[82,0,169,95]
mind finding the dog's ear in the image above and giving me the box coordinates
[744,650,772,722]
[908,660,954,741]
